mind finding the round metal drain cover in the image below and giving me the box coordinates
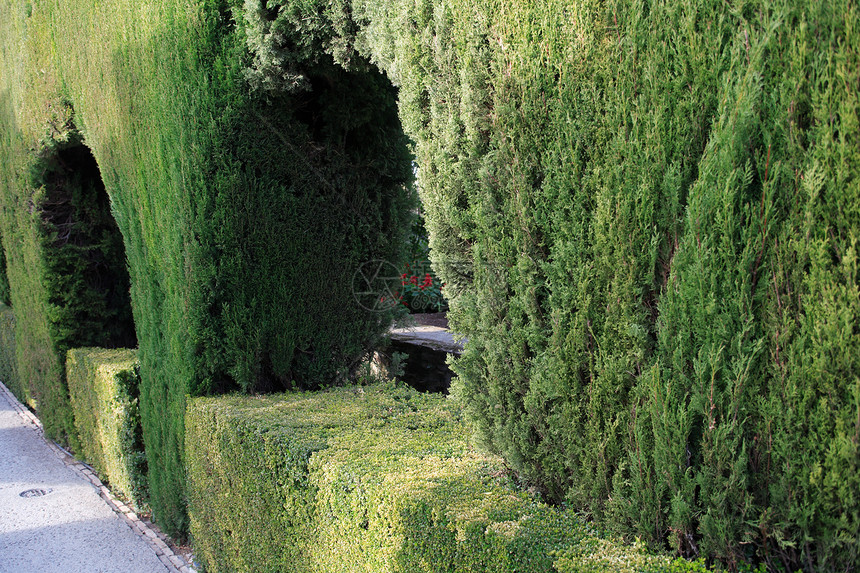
[19,488,52,498]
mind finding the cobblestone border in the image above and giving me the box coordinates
[0,380,198,573]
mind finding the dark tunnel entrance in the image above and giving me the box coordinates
[35,130,137,351]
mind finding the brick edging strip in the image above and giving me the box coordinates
[0,380,198,573]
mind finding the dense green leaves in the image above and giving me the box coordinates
[186,383,699,573]
[33,132,137,355]
[0,238,10,307]
[0,95,135,445]
[66,348,148,510]
[351,0,859,569]
[0,0,414,536]
[1,0,857,565]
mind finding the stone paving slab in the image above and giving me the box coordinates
[0,381,195,573]
[389,324,466,354]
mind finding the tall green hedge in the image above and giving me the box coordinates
[0,87,135,449]
[345,0,859,569]
[0,0,413,535]
[33,131,136,353]
[2,0,857,564]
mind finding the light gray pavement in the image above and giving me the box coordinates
[389,324,466,354]
[0,382,182,573]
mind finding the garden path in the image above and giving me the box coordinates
[0,381,193,573]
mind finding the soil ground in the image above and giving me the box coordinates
[404,312,449,329]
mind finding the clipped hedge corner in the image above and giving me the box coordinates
[186,383,704,573]
[66,348,147,510]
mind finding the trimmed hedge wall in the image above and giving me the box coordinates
[0,92,135,450]
[344,0,859,569]
[186,383,707,573]
[0,0,413,534]
[66,348,148,510]
[2,0,857,564]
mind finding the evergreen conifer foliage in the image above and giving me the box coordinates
[183,0,414,399]
[33,129,137,355]
[0,0,857,563]
[130,0,414,533]
[352,0,859,568]
[189,68,413,395]
[0,237,11,307]
[23,120,136,446]
[0,93,135,445]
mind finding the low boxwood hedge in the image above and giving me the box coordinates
[186,382,708,572]
[66,348,148,510]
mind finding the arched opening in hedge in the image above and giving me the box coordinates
[186,6,418,396]
[33,127,137,353]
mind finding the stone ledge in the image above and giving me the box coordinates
[389,325,466,355]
